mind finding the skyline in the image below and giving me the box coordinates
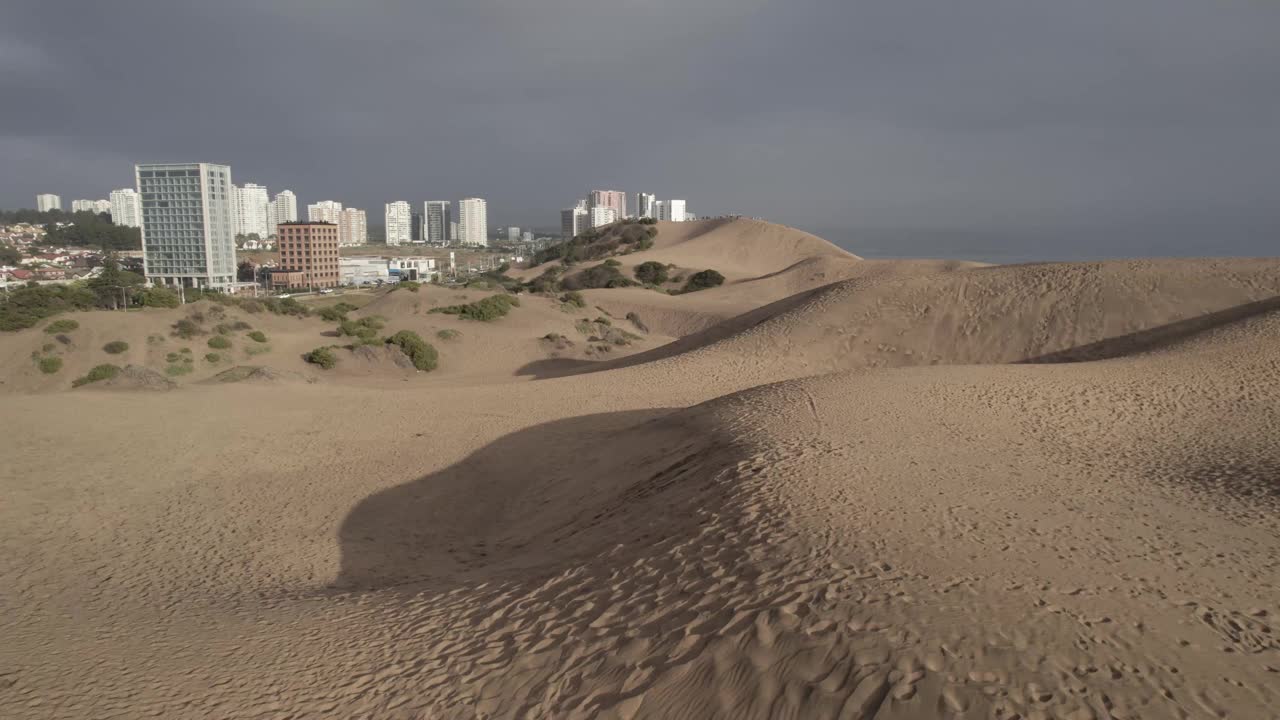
[2,1,1279,257]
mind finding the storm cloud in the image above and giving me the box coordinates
[3,0,1278,257]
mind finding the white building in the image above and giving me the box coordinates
[385,201,412,246]
[388,256,438,282]
[71,199,99,213]
[338,208,367,247]
[307,200,343,224]
[136,163,237,289]
[458,198,488,247]
[109,188,142,227]
[339,256,390,286]
[635,192,656,219]
[232,183,270,238]
[561,207,588,238]
[450,221,458,242]
[506,226,520,243]
[36,194,61,212]
[669,199,688,222]
[424,201,451,245]
[268,190,297,237]
[589,206,617,229]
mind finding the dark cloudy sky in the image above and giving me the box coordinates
[3,1,1278,259]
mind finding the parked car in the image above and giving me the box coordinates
[319,288,334,294]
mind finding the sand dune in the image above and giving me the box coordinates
[2,221,1278,719]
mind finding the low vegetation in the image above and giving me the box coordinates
[559,291,586,310]
[73,363,121,388]
[103,340,129,354]
[560,263,636,291]
[436,329,461,341]
[205,353,222,363]
[634,261,670,285]
[337,316,385,344]
[397,281,422,293]
[530,219,658,267]
[207,336,232,350]
[317,302,357,322]
[247,330,268,343]
[429,294,519,321]
[387,331,439,371]
[44,319,80,334]
[626,312,649,333]
[38,356,63,374]
[575,317,643,347]
[171,318,201,339]
[304,346,338,369]
[0,285,95,331]
[681,269,726,293]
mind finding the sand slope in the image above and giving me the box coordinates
[2,222,1278,719]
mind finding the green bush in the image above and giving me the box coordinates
[603,259,621,268]
[304,346,338,369]
[594,316,612,326]
[73,363,121,388]
[682,269,725,293]
[165,352,181,362]
[214,323,232,335]
[398,281,422,292]
[41,342,56,352]
[139,287,181,308]
[207,336,232,350]
[317,306,346,322]
[165,363,193,377]
[387,330,438,371]
[436,329,461,341]
[559,291,586,309]
[561,263,635,290]
[103,340,129,354]
[38,356,63,374]
[229,320,252,331]
[337,316,384,342]
[0,285,96,331]
[246,344,272,356]
[205,353,222,363]
[526,267,562,294]
[247,330,268,343]
[171,318,201,339]
[44,319,80,334]
[428,294,519,321]
[634,261,669,285]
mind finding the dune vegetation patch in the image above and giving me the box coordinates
[318,303,358,322]
[207,336,232,350]
[680,269,725,293]
[529,218,657,267]
[633,261,670,285]
[72,363,121,388]
[304,346,338,369]
[387,331,439,371]
[337,316,386,345]
[103,340,129,354]
[429,294,519,321]
[44,319,80,334]
[560,263,636,291]
[436,329,461,341]
[37,355,63,374]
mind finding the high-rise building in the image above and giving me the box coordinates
[71,199,98,213]
[589,189,626,220]
[307,200,343,224]
[109,188,142,228]
[589,206,617,229]
[338,208,367,247]
[36,194,61,212]
[268,190,298,237]
[450,221,458,242]
[424,201,451,245]
[276,222,340,289]
[458,198,488,247]
[93,199,112,214]
[654,200,668,222]
[136,163,236,289]
[411,211,424,243]
[669,199,688,222]
[506,226,520,243]
[384,201,411,246]
[560,208,584,239]
[232,183,270,238]
[521,231,533,243]
[635,192,656,219]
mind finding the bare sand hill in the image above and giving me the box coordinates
[2,223,1279,719]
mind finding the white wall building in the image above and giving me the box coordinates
[339,256,390,286]
[268,190,297,237]
[388,256,438,282]
[506,226,520,243]
[589,206,617,229]
[338,208,367,247]
[136,162,237,289]
[458,198,488,247]
[109,188,142,227]
[384,201,412,246]
[668,199,688,222]
[36,194,61,212]
[232,183,270,238]
[71,199,98,213]
[307,200,343,224]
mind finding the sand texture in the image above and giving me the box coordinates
[2,219,1278,719]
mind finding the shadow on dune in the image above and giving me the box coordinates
[513,357,600,380]
[1019,295,1280,364]
[334,407,743,591]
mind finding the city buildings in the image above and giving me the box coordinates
[385,201,411,246]
[307,200,343,224]
[424,201,451,245]
[109,188,142,227]
[339,256,390,286]
[668,199,687,222]
[36,194,61,212]
[275,221,340,289]
[411,211,423,243]
[71,199,104,213]
[135,162,237,289]
[589,206,617,229]
[268,190,298,236]
[338,208,367,247]
[654,200,668,221]
[458,198,488,246]
[588,190,626,220]
[450,221,458,243]
[232,183,270,238]
[506,226,520,243]
[388,257,438,282]
[635,192,656,219]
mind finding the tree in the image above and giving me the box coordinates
[0,245,21,265]
[237,261,257,282]
[87,254,145,310]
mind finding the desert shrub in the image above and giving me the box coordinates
[625,312,649,333]
[239,299,264,314]
[165,352,181,362]
[44,319,80,334]
[682,269,725,293]
[633,261,669,285]
[246,344,272,356]
[38,356,63,374]
[594,316,612,326]
[229,320,252,331]
[561,263,636,291]
[205,353,222,363]
[207,336,232,350]
[180,347,192,355]
[338,316,385,342]
[574,319,594,335]
[604,259,621,268]
[213,323,232,335]
[398,281,422,292]
[73,363,121,387]
[543,332,564,341]
[171,318,201,339]
[387,330,438,371]
[139,287,181,309]
[436,329,461,341]
[429,294,519,321]
[526,267,562,294]
[103,340,129,354]
[41,342,56,352]
[261,296,310,317]
[559,291,586,309]
[165,363,193,377]
[317,306,347,322]
[147,334,165,344]
[304,346,338,369]
[247,330,268,343]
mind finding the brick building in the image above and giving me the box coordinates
[276,221,340,289]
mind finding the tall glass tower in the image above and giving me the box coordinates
[136,163,237,289]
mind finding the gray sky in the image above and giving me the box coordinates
[3,0,1278,255]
